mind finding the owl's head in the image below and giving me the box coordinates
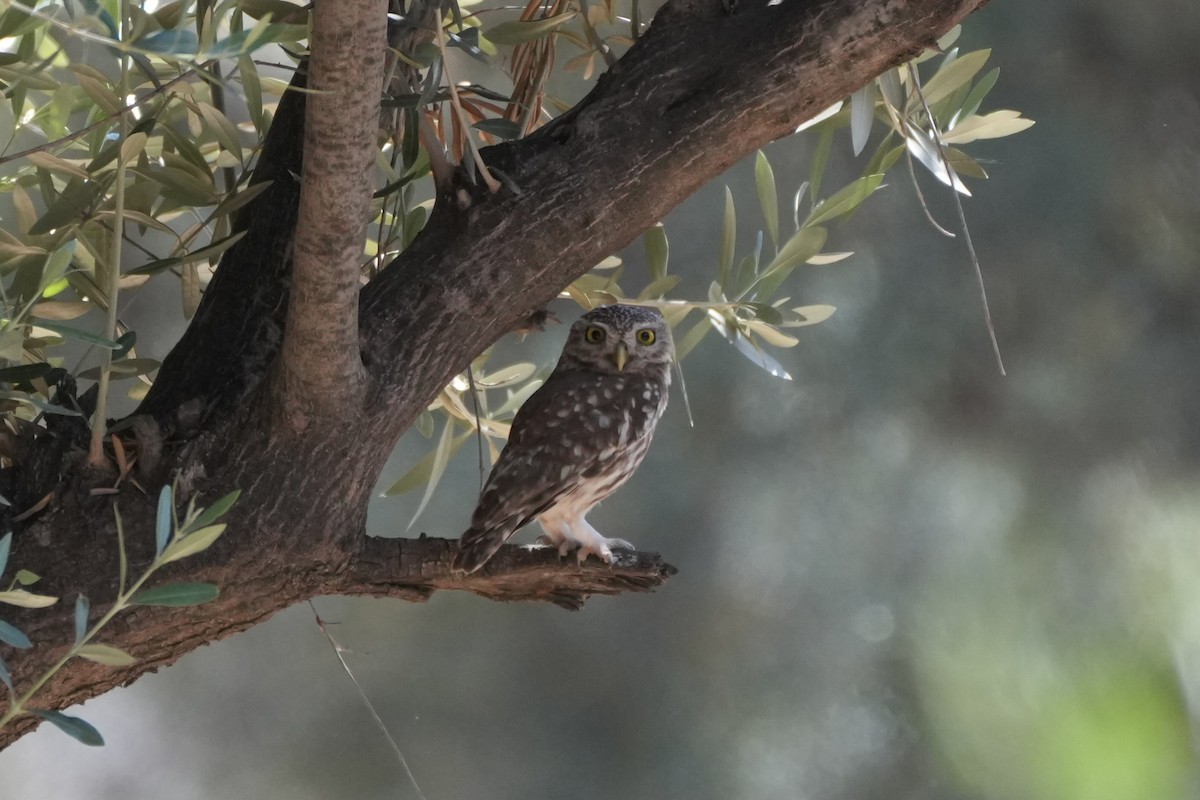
[559,304,674,375]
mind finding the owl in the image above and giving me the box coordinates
[453,304,673,573]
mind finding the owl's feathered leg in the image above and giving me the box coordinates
[539,513,634,565]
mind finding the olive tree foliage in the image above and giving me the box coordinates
[0,0,1027,747]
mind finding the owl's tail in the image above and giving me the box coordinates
[452,525,509,574]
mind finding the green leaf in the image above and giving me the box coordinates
[31,710,105,746]
[754,226,828,299]
[0,530,9,577]
[159,524,226,564]
[74,594,89,644]
[484,12,577,45]
[135,29,200,55]
[155,485,171,558]
[405,420,465,529]
[29,177,110,235]
[0,392,83,417]
[128,231,247,275]
[673,318,712,362]
[187,490,240,534]
[637,274,680,301]
[76,643,136,666]
[472,118,523,140]
[478,363,537,389]
[708,311,792,381]
[383,428,467,497]
[754,151,779,249]
[904,126,970,195]
[717,186,736,289]
[850,83,875,156]
[131,582,220,607]
[0,590,58,608]
[197,102,244,161]
[942,109,1034,145]
[643,224,668,282]
[920,49,990,107]
[959,67,1000,121]
[805,174,887,226]
[0,653,12,694]
[0,619,31,649]
[808,126,834,200]
[14,569,39,586]
[33,322,121,349]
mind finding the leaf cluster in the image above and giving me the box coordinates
[0,484,238,745]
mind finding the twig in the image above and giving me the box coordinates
[308,601,429,800]
[907,63,1006,376]
[434,22,500,193]
[0,71,196,167]
[88,0,131,466]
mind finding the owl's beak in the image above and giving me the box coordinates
[613,342,629,372]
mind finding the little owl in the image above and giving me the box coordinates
[453,304,673,573]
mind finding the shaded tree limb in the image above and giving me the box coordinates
[273,0,384,430]
[0,0,988,748]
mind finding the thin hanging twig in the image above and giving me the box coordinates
[907,63,1006,376]
[308,601,429,800]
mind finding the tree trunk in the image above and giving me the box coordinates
[0,0,989,748]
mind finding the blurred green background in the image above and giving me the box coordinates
[5,1,1200,798]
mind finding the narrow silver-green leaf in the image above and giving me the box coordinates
[920,49,990,107]
[33,322,121,349]
[74,594,89,644]
[0,590,58,608]
[717,187,736,289]
[958,66,999,121]
[484,11,577,45]
[637,274,681,301]
[805,174,887,226]
[674,318,712,362]
[383,429,471,498]
[0,531,9,578]
[0,653,12,694]
[708,312,793,381]
[155,485,172,558]
[754,151,779,249]
[406,420,460,529]
[187,490,241,534]
[0,619,31,649]
[75,643,137,666]
[644,223,668,282]
[31,710,105,746]
[131,582,220,607]
[850,84,875,156]
[159,524,226,564]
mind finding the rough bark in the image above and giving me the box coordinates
[0,0,989,748]
[273,0,382,430]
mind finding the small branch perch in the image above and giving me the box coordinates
[342,536,678,610]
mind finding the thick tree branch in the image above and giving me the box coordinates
[273,0,384,429]
[1,0,989,747]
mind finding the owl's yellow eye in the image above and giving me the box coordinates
[584,325,606,343]
[636,328,656,345]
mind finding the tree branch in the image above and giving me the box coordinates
[1,0,989,747]
[273,0,385,430]
[341,537,678,610]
